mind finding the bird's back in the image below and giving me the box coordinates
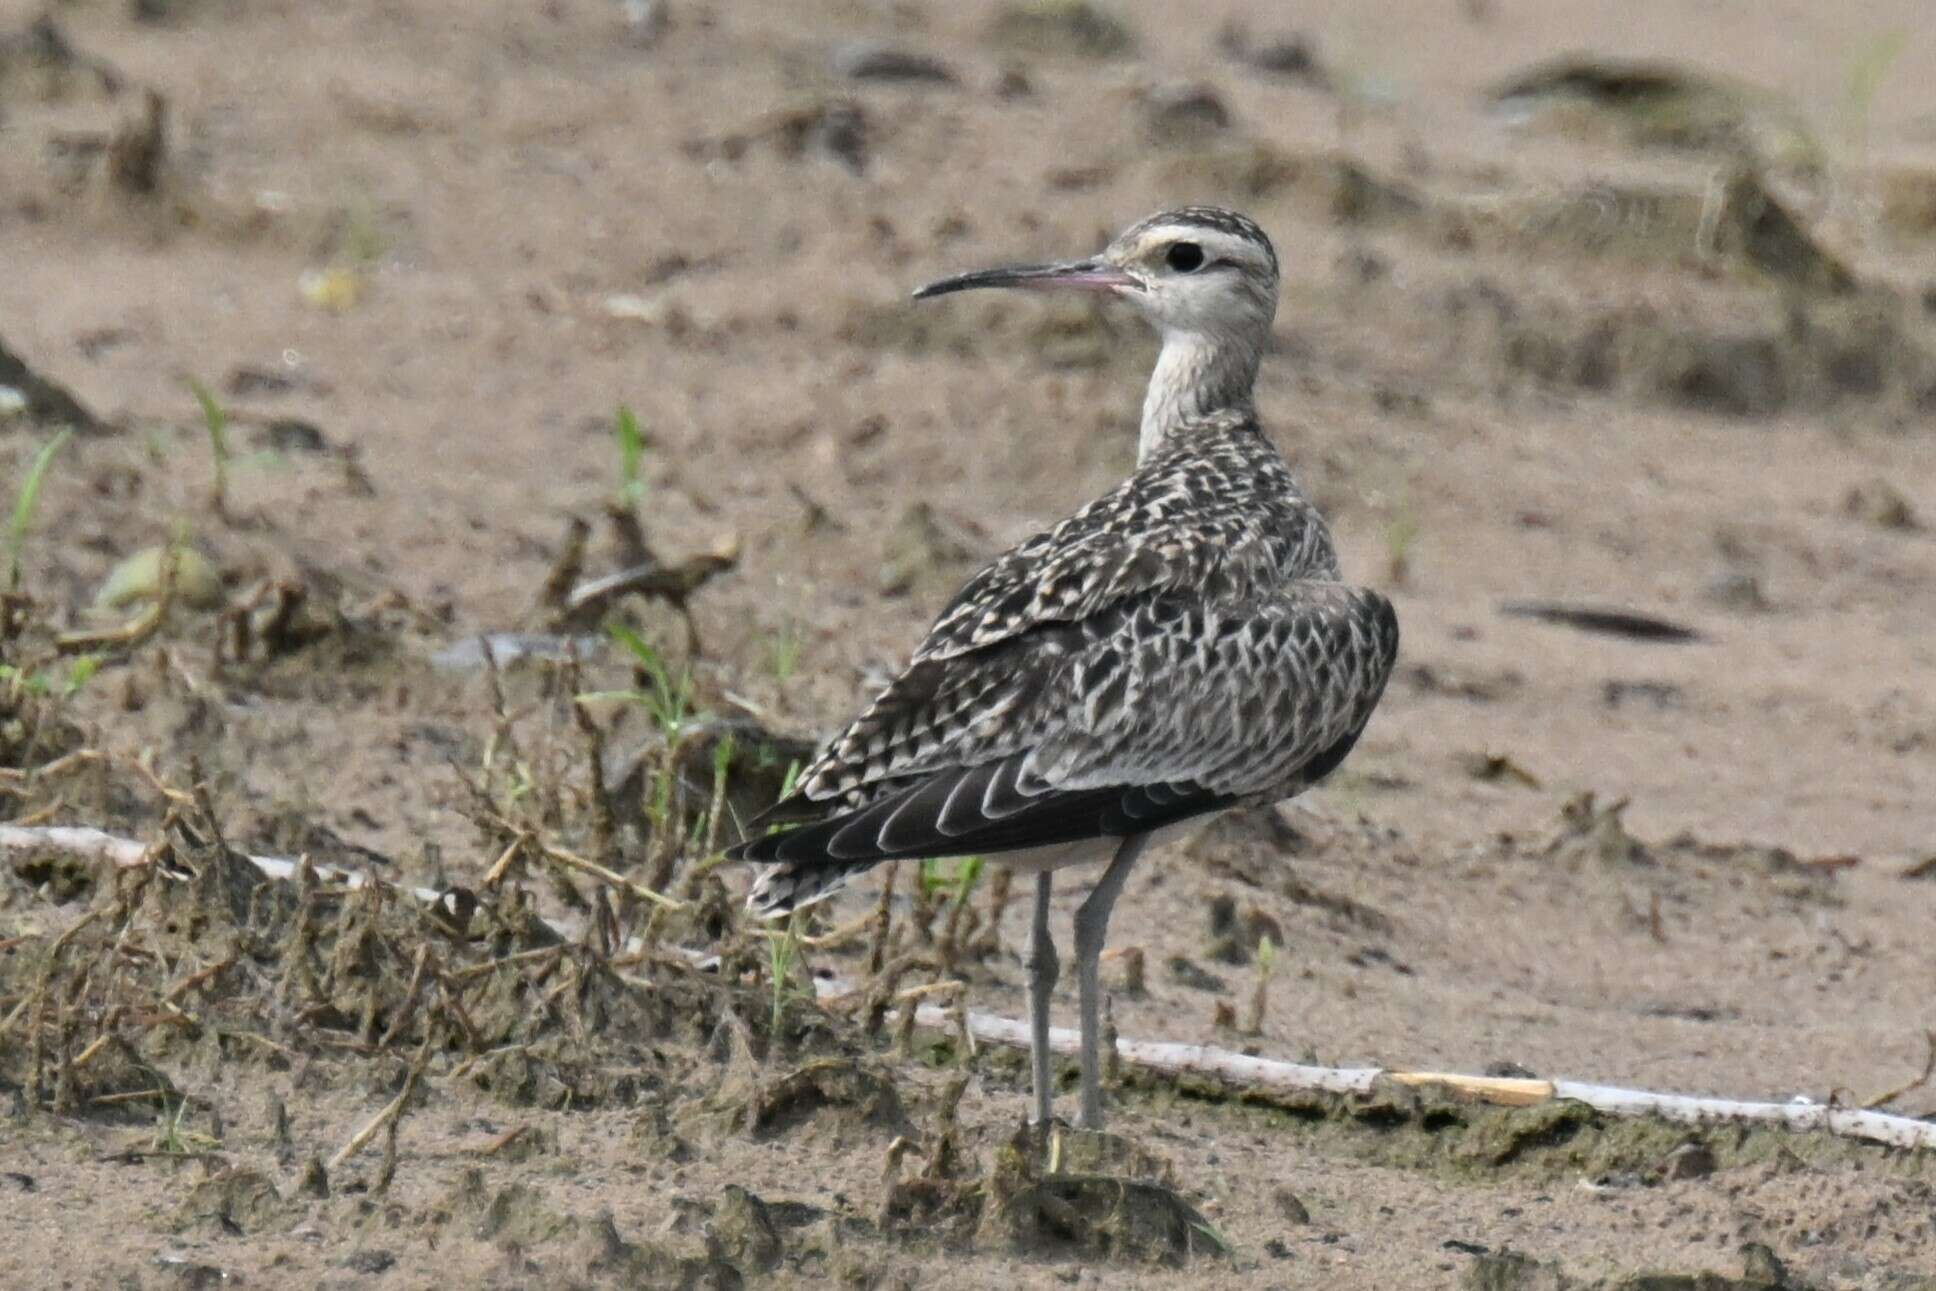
[920,412,1339,655]
[735,414,1397,913]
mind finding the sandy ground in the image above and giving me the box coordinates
[2,0,1935,1287]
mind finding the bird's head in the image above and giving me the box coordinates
[913,205,1279,342]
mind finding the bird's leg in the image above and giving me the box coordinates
[1025,871,1058,1125]
[1072,833,1149,1130]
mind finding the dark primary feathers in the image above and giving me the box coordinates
[731,412,1399,915]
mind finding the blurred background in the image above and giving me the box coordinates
[2,2,1933,1285]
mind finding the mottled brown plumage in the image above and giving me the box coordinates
[729,207,1398,1128]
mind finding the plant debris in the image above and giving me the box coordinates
[1501,600,1702,643]
[831,42,956,85]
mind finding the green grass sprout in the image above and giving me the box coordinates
[766,913,809,1039]
[767,620,805,686]
[614,404,646,512]
[8,427,71,594]
[576,624,694,739]
[190,379,231,517]
[62,653,102,698]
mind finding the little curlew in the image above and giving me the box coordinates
[730,207,1399,1129]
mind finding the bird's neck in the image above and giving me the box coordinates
[1139,327,1262,462]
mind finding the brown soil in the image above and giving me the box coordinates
[3,2,1934,1288]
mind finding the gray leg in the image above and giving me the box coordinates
[1024,871,1058,1124]
[1072,833,1149,1130]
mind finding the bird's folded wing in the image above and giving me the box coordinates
[918,507,1249,664]
[913,420,1337,665]
[1027,582,1396,797]
[735,582,1397,864]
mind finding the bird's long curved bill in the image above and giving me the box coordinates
[912,257,1140,300]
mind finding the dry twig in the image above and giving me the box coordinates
[328,1036,433,1170]
[1863,1030,1936,1110]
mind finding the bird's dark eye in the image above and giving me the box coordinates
[1165,241,1205,272]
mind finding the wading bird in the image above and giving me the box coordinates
[730,207,1399,1129]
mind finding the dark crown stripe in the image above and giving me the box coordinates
[1125,206,1277,279]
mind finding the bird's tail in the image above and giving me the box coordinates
[745,858,879,918]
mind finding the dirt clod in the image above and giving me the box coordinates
[1658,1140,1717,1181]
[714,1057,913,1143]
[1272,1186,1311,1224]
[985,2,1134,59]
[1842,478,1920,531]
[981,1123,1221,1265]
[174,1168,289,1237]
[713,1184,785,1272]
[1142,84,1231,147]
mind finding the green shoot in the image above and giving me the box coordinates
[734,757,802,843]
[649,758,675,830]
[1189,1217,1233,1257]
[62,654,101,698]
[153,1097,189,1154]
[614,405,646,512]
[576,625,694,739]
[0,664,46,698]
[1246,934,1278,1037]
[613,625,691,735]
[189,379,230,517]
[502,760,537,807]
[150,1095,217,1155]
[952,856,984,907]
[8,427,71,593]
[919,855,985,905]
[930,854,986,967]
[765,914,809,1040]
[766,620,805,686]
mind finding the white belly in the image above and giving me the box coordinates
[994,819,1195,874]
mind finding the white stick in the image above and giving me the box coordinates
[8,822,1935,1152]
[900,1001,1936,1150]
[1548,1080,1936,1152]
